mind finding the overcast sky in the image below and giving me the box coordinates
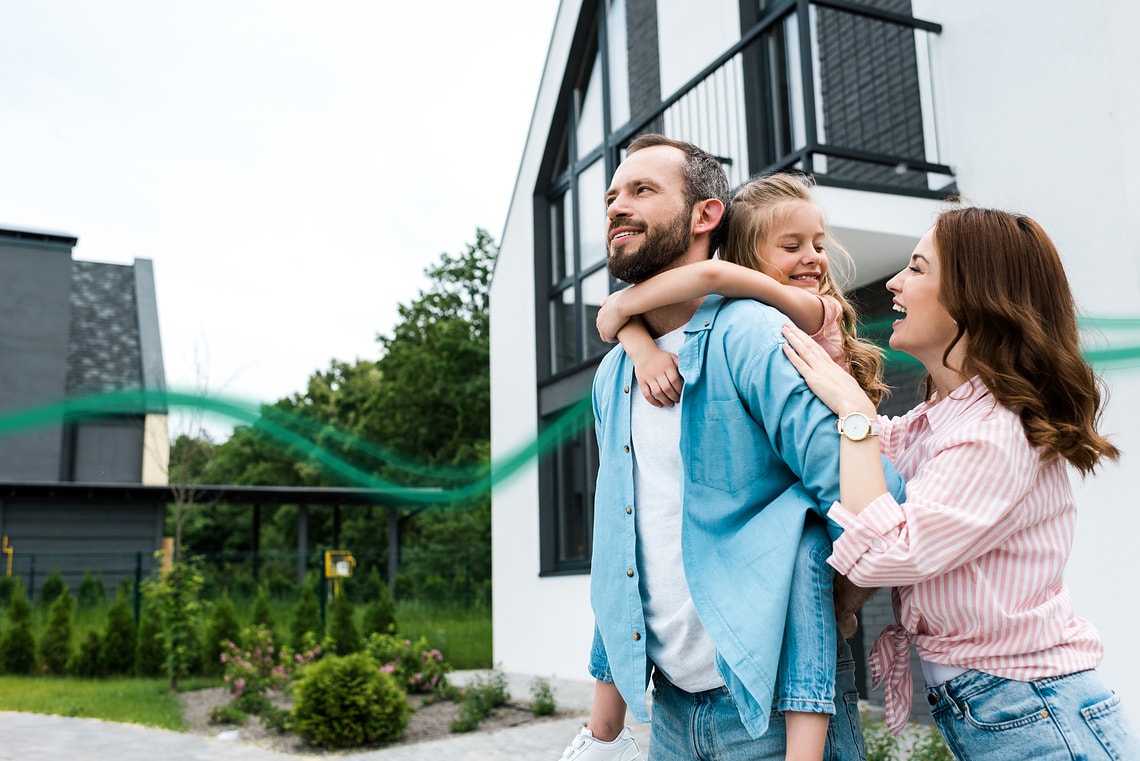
[0,0,560,439]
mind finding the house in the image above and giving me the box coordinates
[489,0,1140,723]
[0,226,169,591]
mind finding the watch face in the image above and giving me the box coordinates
[843,414,870,440]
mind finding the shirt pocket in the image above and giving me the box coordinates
[688,400,766,495]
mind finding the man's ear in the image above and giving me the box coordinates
[691,198,725,236]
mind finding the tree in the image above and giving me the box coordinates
[40,587,75,675]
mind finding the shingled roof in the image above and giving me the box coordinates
[66,260,143,394]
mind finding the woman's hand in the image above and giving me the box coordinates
[596,290,632,343]
[781,323,875,417]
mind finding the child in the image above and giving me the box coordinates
[563,173,883,761]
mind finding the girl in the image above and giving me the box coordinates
[781,207,1139,759]
[564,173,884,761]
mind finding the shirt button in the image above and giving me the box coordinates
[872,539,884,549]
[624,385,630,394]
[626,569,634,577]
[632,632,641,641]
[623,445,630,453]
[625,506,632,515]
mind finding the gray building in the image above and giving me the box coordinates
[0,226,169,591]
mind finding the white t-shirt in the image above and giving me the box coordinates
[631,326,724,692]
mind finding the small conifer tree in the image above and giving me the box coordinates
[101,590,137,675]
[291,574,321,651]
[201,593,241,676]
[327,593,359,656]
[135,600,166,677]
[252,585,273,630]
[0,586,37,674]
[40,587,75,675]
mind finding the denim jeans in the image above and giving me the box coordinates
[647,642,865,761]
[926,669,1140,760]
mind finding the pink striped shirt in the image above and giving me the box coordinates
[827,376,1103,734]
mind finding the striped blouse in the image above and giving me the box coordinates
[827,376,1103,734]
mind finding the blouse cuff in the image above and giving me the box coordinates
[826,493,905,574]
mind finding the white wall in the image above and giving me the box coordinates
[913,0,1140,721]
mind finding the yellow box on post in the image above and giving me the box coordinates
[324,550,356,597]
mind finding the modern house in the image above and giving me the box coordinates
[490,0,1140,723]
[0,226,170,590]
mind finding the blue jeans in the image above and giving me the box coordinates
[647,641,865,761]
[926,669,1139,760]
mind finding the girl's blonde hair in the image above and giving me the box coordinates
[723,173,888,405]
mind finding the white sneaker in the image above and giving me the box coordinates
[559,726,641,761]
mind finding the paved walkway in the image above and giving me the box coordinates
[0,672,654,761]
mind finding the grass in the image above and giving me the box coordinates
[0,677,193,729]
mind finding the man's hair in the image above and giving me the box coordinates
[626,133,731,252]
[933,206,1119,474]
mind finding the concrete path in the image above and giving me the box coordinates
[0,672,654,761]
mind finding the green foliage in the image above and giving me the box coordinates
[0,587,37,674]
[135,601,165,677]
[77,572,107,608]
[361,579,397,638]
[291,575,321,651]
[144,560,204,690]
[450,669,509,733]
[39,587,74,675]
[208,702,248,726]
[530,677,556,716]
[252,585,274,630]
[0,676,186,729]
[862,715,900,761]
[69,631,103,676]
[292,652,411,749]
[363,632,450,694]
[911,726,954,761]
[0,575,16,606]
[100,591,136,676]
[201,593,241,676]
[861,716,954,761]
[39,570,66,607]
[327,593,359,656]
[220,625,317,702]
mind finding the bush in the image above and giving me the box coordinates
[208,702,248,726]
[451,670,509,733]
[101,591,136,675]
[530,677,556,716]
[0,586,37,674]
[77,572,107,608]
[327,594,359,656]
[361,574,396,636]
[0,575,18,607]
[69,631,102,676]
[291,575,321,651]
[39,570,66,607]
[292,652,411,749]
[228,571,258,601]
[911,726,954,761]
[264,572,296,600]
[135,600,166,677]
[363,632,450,694]
[252,586,273,630]
[220,625,316,702]
[201,594,241,676]
[39,587,74,675]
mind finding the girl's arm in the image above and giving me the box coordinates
[617,316,683,407]
[596,259,825,342]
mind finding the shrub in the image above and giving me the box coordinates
[0,586,37,674]
[69,631,102,676]
[144,559,204,690]
[327,593,359,656]
[220,625,314,701]
[135,600,166,677]
[101,591,136,675]
[292,652,411,749]
[291,575,321,651]
[530,677,556,716]
[363,632,450,694]
[451,670,509,733]
[912,726,955,761]
[201,593,241,676]
[0,575,17,607]
[229,571,258,601]
[39,570,66,607]
[208,702,248,726]
[361,574,396,636]
[251,585,273,630]
[862,715,900,761]
[77,572,107,608]
[264,571,296,600]
[39,587,74,675]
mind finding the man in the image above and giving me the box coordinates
[571,135,905,760]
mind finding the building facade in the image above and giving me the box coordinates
[491,0,1140,722]
[0,226,169,591]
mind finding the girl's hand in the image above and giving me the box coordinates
[781,323,874,416]
[596,290,632,343]
[634,351,682,408]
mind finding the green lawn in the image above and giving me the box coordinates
[0,677,197,729]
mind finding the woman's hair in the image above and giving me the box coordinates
[723,173,887,405]
[933,206,1119,474]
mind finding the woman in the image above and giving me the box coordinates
[780,207,1138,759]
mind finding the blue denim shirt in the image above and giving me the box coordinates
[588,295,905,737]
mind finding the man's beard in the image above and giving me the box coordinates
[607,207,692,284]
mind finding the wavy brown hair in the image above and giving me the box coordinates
[723,173,888,405]
[933,207,1119,474]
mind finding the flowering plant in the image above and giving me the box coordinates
[363,632,450,693]
[220,625,321,700]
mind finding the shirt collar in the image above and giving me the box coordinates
[913,376,991,433]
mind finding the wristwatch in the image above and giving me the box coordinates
[835,411,880,442]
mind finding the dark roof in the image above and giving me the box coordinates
[0,481,442,506]
[66,260,144,396]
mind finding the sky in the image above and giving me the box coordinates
[0,0,561,439]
